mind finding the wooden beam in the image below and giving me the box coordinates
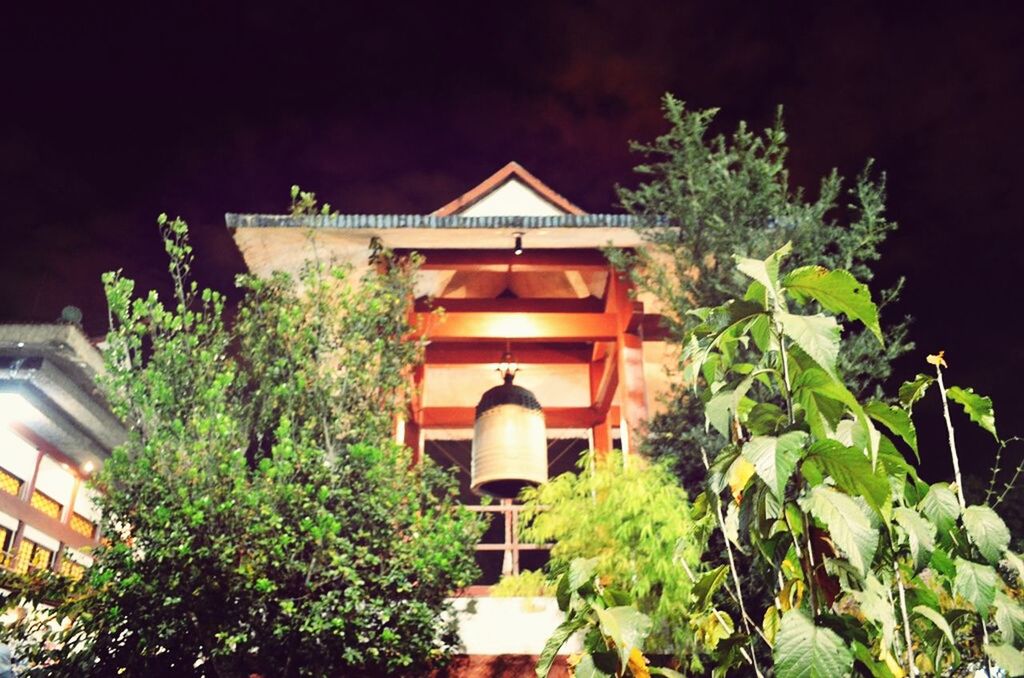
[590,347,618,417]
[425,343,591,365]
[0,490,96,550]
[416,297,603,314]
[396,248,610,272]
[415,312,617,342]
[420,406,620,429]
[634,313,670,341]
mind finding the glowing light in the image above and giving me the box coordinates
[82,461,95,474]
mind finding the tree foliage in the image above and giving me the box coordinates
[521,452,714,663]
[0,206,483,677]
[617,96,912,489]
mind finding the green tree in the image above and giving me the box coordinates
[0,205,483,676]
[521,452,714,667]
[614,95,912,481]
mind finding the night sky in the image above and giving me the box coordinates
[2,3,1022,480]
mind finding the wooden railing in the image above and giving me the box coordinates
[466,500,552,577]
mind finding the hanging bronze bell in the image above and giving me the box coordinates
[470,372,547,498]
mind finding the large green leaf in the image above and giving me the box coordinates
[535,615,586,677]
[807,439,890,518]
[912,605,955,646]
[954,558,997,617]
[919,484,960,533]
[793,367,848,439]
[595,606,652,672]
[777,312,841,380]
[735,241,792,307]
[898,373,934,410]
[893,507,937,571]
[995,590,1024,644]
[947,386,999,441]
[801,485,879,576]
[986,643,1024,677]
[692,565,730,610]
[568,557,600,592]
[705,388,736,438]
[571,653,618,678]
[741,432,808,500]
[782,265,883,343]
[963,504,1011,564]
[865,399,918,458]
[773,609,854,678]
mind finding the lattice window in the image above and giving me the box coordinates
[70,512,95,539]
[9,539,52,574]
[59,559,85,581]
[0,525,12,566]
[0,466,22,497]
[30,489,62,520]
[27,540,53,572]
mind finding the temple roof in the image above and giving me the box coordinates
[224,213,638,230]
[433,161,585,216]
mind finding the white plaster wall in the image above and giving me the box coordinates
[459,179,567,217]
[21,525,59,552]
[448,596,581,655]
[73,486,100,521]
[0,510,18,532]
[0,427,38,481]
[33,456,75,507]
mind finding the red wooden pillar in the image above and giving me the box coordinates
[618,333,648,452]
[605,270,648,454]
[589,342,615,458]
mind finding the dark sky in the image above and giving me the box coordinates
[2,2,1022,479]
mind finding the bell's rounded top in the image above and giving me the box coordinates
[475,375,542,418]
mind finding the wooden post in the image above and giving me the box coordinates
[19,448,43,504]
[501,498,514,577]
[605,270,649,452]
[589,342,615,458]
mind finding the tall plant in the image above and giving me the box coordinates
[0,203,483,676]
[687,243,1024,675]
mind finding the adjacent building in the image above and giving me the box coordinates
[0,324,125,579]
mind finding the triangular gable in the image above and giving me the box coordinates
[433,161,586,216]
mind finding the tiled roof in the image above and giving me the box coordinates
[225,213,641,230]
[433,161,586,216]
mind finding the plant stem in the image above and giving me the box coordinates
[775,322,796,425]
[934,360,993,674]
[894,560,917,676]
[984,440,1004,504]
[993,437,1024,507]
[802,513,820,617]
[702,447,764,677]
[934,362,966,512]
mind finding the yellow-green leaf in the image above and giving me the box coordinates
[782,266,883,344]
